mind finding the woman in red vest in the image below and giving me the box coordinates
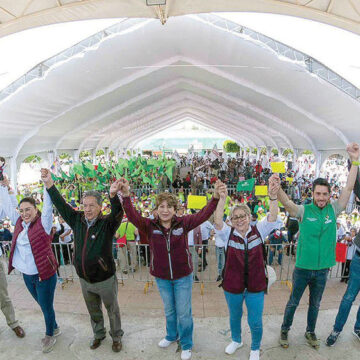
[214,175,280,360]
[0,177,59,353]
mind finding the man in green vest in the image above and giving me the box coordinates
[275,143,360,349]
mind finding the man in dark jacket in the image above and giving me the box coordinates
[41,169,124,352]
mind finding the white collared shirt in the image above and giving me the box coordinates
[216,215,282,249]
[0,186,53,275]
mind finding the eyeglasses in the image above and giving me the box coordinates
[231,214,247,221]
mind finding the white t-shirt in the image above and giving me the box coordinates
[56,222,71,244]
[200,221,214,240]
[188,230,194,246]
[216,215,281,249]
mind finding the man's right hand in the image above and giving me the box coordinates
[118,178,130,197]
[40,168,54,189]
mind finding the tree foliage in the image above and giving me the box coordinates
[223,140,240,153]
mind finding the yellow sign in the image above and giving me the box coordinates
[187,195,207,209]
[271,162,286,173]
[255,186,268,196]
[286,177,294,184]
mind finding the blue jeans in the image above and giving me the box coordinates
[281,267,328,333]
[334,253,360,332]
[224,290,264,351]
[215,246,225,275]
[155,273,193,350]
[269,245,283,265]
[23,273,58,336]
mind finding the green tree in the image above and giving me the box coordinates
[302,150,313,155]
[23,155,41,163]
[283,148,294,157]
[223,140,240,153]
[79,150,91,159]
[59,153,70,160]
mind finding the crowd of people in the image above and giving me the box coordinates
[0,144,360,360]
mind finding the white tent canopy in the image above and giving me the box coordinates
[1,11,360,184]
[1,0,360,37]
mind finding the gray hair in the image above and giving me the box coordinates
[229,204,251,219]
[82,191,103,205]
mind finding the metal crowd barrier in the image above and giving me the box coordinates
[0,242,351,294]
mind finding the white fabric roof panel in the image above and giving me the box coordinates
[1,0,360,38]
[1,14,360,160]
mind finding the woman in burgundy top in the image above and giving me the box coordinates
[118,178,223,360]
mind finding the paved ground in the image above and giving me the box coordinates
[0,274,359,359]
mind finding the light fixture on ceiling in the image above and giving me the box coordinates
[146,0,166,5]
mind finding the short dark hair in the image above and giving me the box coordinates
[19,197,37,208]
[312,178,331,193]
[83,191,102,205]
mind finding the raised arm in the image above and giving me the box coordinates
[107,179,124,233]
[214,182,227,230]
[182,180,222,232]
[338,143,360,211]
[41,168,77,228]
[41,186,54,235]
[118,178,150,233]
[0,177,20,225]
[275,174,299,217]
[268,174,280,222]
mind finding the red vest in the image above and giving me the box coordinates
[8,214,58,281]
[222,226,267,294]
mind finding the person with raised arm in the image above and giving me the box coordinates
[214,175,281,360]
[41,168,124,353]
[118,178,223,360]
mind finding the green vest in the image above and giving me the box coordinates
[116,221,136,241]
[296,203,336,270]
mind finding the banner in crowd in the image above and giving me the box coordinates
[236,178,255,192]
[271,162,286,173]
[255,185,268,196]
[187,195,207,209]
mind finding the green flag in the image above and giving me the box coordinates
[60,169,69,180]
[97,162,105,173]
[51,173,62,181]
[165,165,174,183]
[141,173,151,184]
[236,178,255,192]
[82,162,96,177]
[73,163,84,176]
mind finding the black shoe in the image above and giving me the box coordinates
[90,336,106,350]
[216,275,222,282]
[194,276,200,282]
[279,330,289,348]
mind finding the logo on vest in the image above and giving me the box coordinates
[249,234,258,241]
[172,228,183,236]
[306,217,318,222]
[324,215,332,224]
[153,230,162,235]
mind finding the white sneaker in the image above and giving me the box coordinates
[158,338,176,348]
[225,341,243,355]
[249,349,260,360]
[181,349,192,360]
